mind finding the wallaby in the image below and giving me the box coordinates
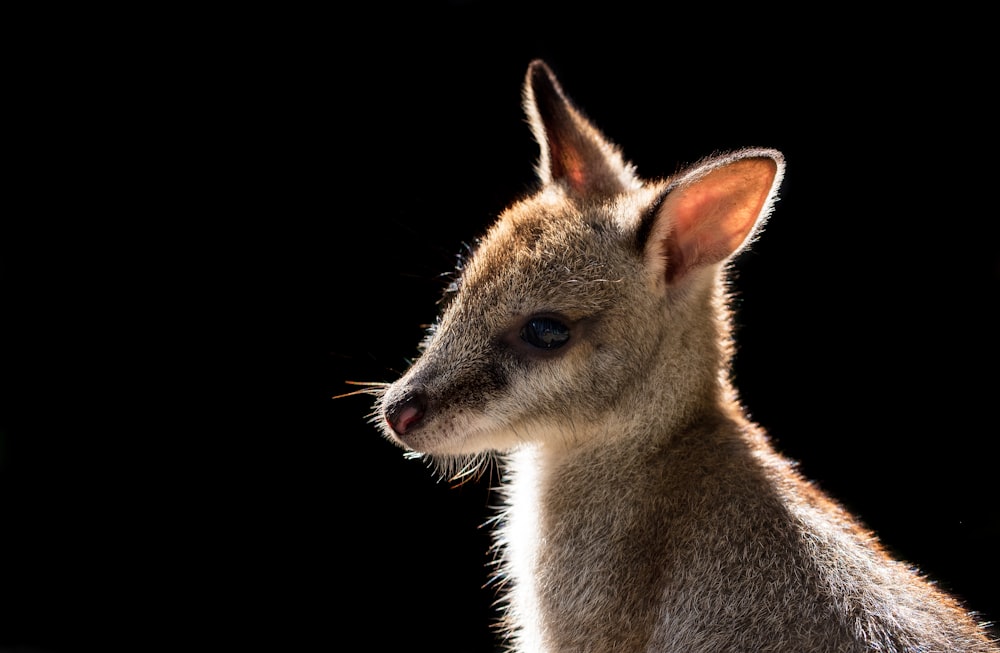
[367,60,998,652]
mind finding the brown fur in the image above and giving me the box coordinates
[372,60,997,652]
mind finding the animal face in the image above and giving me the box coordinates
[380,185,672,457]
[376,61,782,465]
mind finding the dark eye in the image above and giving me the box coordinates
[520,317,570,350]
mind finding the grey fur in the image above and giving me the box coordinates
[373,60,998,652]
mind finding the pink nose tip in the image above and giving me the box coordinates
[386,391,426,436]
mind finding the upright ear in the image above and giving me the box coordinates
[642,149,784,286]
[523,59,639,197]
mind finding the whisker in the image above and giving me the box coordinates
[332,380,389,400]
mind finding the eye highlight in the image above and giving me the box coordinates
[520,316,570,350]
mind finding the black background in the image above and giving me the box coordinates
[3,4,997,652]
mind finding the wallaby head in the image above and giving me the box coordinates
[367,60,997,652]
[378,60,781,467]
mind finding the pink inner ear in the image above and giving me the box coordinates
[659,157,778,283]
[551,140,588,193]
[546,124,626,197]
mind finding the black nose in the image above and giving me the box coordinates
[385,389,427,436]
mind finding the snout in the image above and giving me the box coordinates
[384,388,427,436]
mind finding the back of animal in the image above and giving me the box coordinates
[371,60,998,652]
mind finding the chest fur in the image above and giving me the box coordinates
[499,445,672,652]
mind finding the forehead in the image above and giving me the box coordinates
[456,190,634,317]
[492,190,624,256]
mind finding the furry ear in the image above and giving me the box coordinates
[643,149,784,285]
[523,60,638,197]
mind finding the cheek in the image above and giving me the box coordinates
[506,347,596,412]
[561,331,642,406]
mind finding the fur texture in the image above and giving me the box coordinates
[372,60,997,652]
